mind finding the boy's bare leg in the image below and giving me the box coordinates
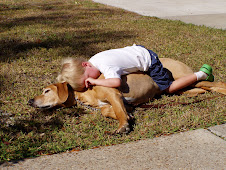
[166,64,214,94]
[166,74,197,94]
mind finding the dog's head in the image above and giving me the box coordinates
[28,82,76,109]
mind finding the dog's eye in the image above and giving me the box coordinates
[44,89,50,94]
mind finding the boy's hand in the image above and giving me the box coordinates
[85,77,97,88]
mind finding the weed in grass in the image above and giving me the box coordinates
[0,0,225,163]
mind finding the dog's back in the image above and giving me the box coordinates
[160,58,193,80]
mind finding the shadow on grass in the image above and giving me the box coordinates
[0,107,85,163]
[0,30,134,62]
[1,107,82,134]
[0,75,4,93]
[0,3,136,62]
[0,1,69,12]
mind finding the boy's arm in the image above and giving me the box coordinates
[85,77,121,88]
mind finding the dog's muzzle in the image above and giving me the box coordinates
[28,99,52,109]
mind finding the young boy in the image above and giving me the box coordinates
[57,44,214,93]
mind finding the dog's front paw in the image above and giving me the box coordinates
[115,123,130,134]
[127,112,134,120]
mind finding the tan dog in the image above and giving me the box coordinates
[28,58,226,134]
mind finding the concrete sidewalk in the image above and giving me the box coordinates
[1,124,226,169]
[93,0,226,29]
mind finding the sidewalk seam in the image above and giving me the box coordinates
[207,128,226,140]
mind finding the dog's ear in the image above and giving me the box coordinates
[56,82,69,103]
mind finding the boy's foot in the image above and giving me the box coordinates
[199,64,214,82]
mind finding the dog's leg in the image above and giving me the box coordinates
[101,105,133,120]
[95,87,130,134]
[100,105,117,119]
[176,81,226,96]
[194,81,226,95]
[177,88,207,97]
[195,81,226,88]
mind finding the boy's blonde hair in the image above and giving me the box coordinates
[57,57,87,91]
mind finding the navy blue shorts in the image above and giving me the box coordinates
[138,45,173,91]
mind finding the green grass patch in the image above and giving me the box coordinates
[0,0,225,163]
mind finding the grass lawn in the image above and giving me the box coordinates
[0,0,225,163]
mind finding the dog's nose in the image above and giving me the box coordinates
[28,99,34,106]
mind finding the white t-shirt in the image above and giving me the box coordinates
[89,45,152,79]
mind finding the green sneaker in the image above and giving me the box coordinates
[199,64,214,82]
